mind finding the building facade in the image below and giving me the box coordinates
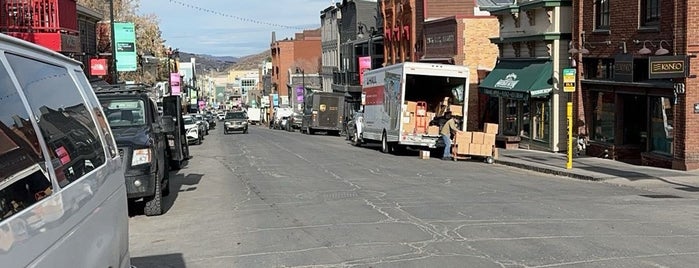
[270,29,322,106]
[573,0,699,170]
[320,4,342,92]
[479,0,572,152]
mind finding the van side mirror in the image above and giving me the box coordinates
[161,116,175,133]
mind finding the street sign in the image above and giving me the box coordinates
[563,68,576,93]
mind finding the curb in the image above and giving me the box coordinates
[494,159,607,182]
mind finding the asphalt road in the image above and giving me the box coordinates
[129,125,699,268]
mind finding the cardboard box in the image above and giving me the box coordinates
[472,132,485,144]
[468,143,481,155]
[456,143,470,155]
[481,144,492,156]
[484,133,496,146]
[428,125,440,136]
[406,101,418,113]
[455,131,472,144]
[449,105,463,116]
[419,150,430,159]
[442,97,450,106]
[484,123,499,134]
[427,112,436,122]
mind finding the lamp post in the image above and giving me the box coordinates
[109,0,118,83]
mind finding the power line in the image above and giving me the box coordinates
[167,0,307,30]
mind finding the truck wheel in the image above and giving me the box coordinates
[144,177,163,216]
[381,132,389,153]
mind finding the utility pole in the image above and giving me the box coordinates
[109,0,118,83]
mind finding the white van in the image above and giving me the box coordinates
[0,34,130,267]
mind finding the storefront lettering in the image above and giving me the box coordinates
[494,73,520,89]
[651,61,684,73]
[614,63,633,74]
[426,34,455,45]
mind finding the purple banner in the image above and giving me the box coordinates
[296,86,304,103]
[170,73,181,96]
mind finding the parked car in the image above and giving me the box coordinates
[204,113,216,129]
[224,111,249,134]
[0,33,129,268]
[287,112,303,132]
[182,115,203,144]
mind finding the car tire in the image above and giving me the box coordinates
[144,177,163,216]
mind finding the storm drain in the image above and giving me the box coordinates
[639,194,683,199]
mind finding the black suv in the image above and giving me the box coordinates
[94,84,189,216]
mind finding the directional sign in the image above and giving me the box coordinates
[563,68,576,93]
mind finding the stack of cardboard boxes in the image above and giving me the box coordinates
[404,98,463,136]
[454,123,499,157]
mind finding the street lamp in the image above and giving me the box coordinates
[109,0,118,83]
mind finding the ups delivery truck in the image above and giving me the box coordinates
[301,91,345,136]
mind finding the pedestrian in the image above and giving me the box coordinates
[440,111,459,160]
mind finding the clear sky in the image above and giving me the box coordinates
[139,0,335,57]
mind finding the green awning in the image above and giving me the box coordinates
[479,59,553,101]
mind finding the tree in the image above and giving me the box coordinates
[78,0,167,84]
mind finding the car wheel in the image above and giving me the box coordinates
[144,177,163,216]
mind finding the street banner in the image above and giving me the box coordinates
[296,85,304,103]
[114,22,137,71]
[170,73,181,96]
[272,94,279,107]
[359,56,371,85]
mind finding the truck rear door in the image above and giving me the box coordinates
[317,96,340,129]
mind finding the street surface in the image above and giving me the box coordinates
[129,125,699,268]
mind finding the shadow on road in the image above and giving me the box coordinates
[128,172,203,217]
[131,253,186,268]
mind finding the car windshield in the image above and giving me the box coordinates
[226,112,246,119]
[183,116,195,125]
[99,99,147,127]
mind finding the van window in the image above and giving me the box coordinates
[73,70,117,158]
[6,54,106,185]
[0,60,53,222]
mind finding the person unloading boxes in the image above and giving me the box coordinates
[440,111,459,160]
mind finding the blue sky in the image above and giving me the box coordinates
[139,0,335,57]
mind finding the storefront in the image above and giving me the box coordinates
[479,59,562,151]
[581,55,687,168]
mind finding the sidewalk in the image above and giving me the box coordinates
[496,148,699,197]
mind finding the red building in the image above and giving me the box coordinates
[573,0,699,170]
[0,0,81,53]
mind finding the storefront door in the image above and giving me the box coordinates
[621,94,648,150]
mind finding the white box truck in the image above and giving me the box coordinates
[246,107,262,125]
[361,62,469,153]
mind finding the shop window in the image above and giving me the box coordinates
[592,91,615,143]
[650,96,673,155]
[595,0,610,30]
[0,62,53,222]
[6,54,106,186]
[641,0,660,26]
[532,100,550,142]
[504,99,519,136]
[583,58,614,80]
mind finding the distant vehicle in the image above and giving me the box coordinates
[302,91,345,135]
[0,33,130,268]
[223,111,249,134]
[287,112,303,132]
[247,108,262,125]
[361,62,469,153]
[217,112,225,121]
[94,84,189,216]
[204,113,216,129]
[182,115,203,145]
[272,107,293,130]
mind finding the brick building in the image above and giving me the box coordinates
[573,0,698,170]
[479,0,572,152]
[270,29,322,107]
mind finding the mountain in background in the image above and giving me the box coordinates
[182,50,271,75]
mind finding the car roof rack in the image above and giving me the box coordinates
[92,83,154,95]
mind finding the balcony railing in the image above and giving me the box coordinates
[332,71,360,86]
